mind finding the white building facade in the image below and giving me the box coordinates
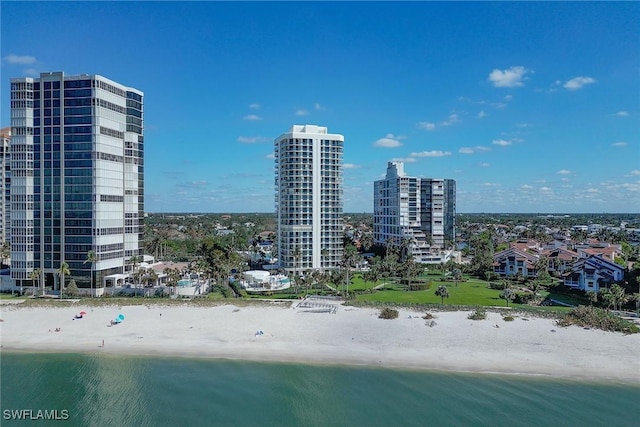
[275,125,344,273]
[0,127,11,244]
[373,161,456,263]
[9,72,144,293]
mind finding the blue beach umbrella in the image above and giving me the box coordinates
[117,314,125,321]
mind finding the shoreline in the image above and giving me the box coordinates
[1,303,639,384]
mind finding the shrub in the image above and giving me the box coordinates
[468,307,487,320]
[513,293,533,304]
[557,305,639,334]
[379,307,399,319]
[66,280,79,297]
[422,312,435,320]
[502,315,515,322]
[488,282,507,290]
[409,282,431,291]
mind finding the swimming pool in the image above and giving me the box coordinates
[177,279,196,287]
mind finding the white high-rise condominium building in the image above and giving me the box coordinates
[0,127,11,245]
[275,125,344,273]
[373,161,456,263]
[9,72,143,294]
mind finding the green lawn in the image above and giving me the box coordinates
[210,272,576,314]
[356,278,511,306]
[0,293,27,299]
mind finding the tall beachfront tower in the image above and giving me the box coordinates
[9,72,144,293]
[274,125,344,273]
[0,127,11,245]
[373,161,456,263]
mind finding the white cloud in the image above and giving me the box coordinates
[23,68,38,77]
[492,139,512,146]
[612,142,628,147]
[410,150,452,158]
[563,76,596,90]
[243,114,262,121]
[615,111,629,117]
[4,54,36,64]
[540,186,552,192]
[488,66,531,88]
[374,134,403,148]
[441,113,460,127]
[630,170,640,175]
[459,146,490,154]
[586,188,599,193]
[417,121,436,131]
[314,103,325,110]
[479,162,490,167]
[521,184,533,190]
[477,110,487,119]
[504,95,513,101]
[249,103,261,109]
[557,169,572,175]
[295,109,309,116]
[266,153,275,159]
[237,136,270,144]
[343,163,360,169]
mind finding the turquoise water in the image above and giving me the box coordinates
[177,279,195,287]
[1,352,639,426]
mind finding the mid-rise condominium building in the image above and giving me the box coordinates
[9,72,144,294]
[373,161,456,263]
[0,127,11,245]
[274,125,344,273]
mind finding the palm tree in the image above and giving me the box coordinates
[435,285,449,305]
[400,256,418,290]
[329,270,343,296]
[129,255,142,274]
[369,260,383,292]
[84,250,97,297]
[608,284,627,311]
[292,246,301,295]
[535,255,550,281]
[341,245,359,296]
[164,267,182,295]
[58,261,70,299]
[586,290,598,306]
[360,232,374,253]
[29,268,43,296]
[0,242,10,268]
[144,269,159,290]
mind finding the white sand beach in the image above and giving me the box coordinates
[1,301,639,383]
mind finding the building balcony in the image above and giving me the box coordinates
[564,280,581,288]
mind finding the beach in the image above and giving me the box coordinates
[1,300,639,383]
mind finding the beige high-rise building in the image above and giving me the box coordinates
[274,125,344,273]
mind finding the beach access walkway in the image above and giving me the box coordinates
[296,295,341,314]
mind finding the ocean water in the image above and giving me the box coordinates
[1,352,639,427]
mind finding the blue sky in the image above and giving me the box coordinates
[1,1,638,213]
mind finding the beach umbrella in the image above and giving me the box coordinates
[117,314,125,321]
[79,311,87,315]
